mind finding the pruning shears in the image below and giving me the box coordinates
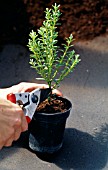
[7,88,51,124]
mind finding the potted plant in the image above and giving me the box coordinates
[27,3,80,154]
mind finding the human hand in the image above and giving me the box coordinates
[0,82,62,99]
[0,98,28,149]
[11,82,63,95]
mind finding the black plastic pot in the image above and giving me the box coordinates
[28,97,72,154]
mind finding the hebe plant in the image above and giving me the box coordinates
[28,3,80,90]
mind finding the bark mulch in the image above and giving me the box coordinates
[0,0,108,46]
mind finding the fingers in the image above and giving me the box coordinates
[10,82,63,97]
[14,107,28,132]
[3,122,26,147]
[14,127,22,141]
[18,82,63,96]
[4,106,28,147]
[21,112,28,132]
[4,129,21,147]
[4,137,14,147]
[4,125,25,147]
[0,98,28,149]
[2,128,15,147]
[21,83,49,92]
[52,89,63,96]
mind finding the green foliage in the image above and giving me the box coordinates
[27,3,80,89]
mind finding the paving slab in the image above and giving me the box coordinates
[0,35,108,170]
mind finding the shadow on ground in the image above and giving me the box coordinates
[53,125,108,170]
[34,124,108,170]
[1,124,106,170]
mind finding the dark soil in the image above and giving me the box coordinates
[0,0,108,46]
[36,95,68,113]
[25,0,108,42]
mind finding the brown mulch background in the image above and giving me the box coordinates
[0,0,108,46]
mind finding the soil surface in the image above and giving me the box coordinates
[0,0,108,46]
[36,95,68,113]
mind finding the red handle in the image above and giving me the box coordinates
[7,93,31,124]
[26,116,31,124]
[7,93,16,103]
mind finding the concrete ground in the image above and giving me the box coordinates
[0,35,108,170]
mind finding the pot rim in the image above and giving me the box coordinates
[33,97,72,117]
